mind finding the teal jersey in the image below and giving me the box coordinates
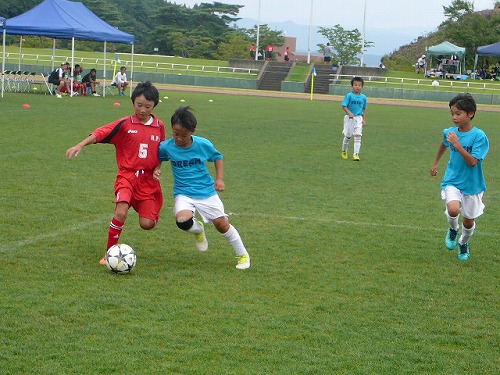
[342,91,367,116]
[441,126,489,194]
[159,135,223,199]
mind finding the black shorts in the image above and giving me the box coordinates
[324,56,331,62]
[48,77,60,85]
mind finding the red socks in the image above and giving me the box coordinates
[107,217,124,250]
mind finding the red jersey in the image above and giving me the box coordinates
[92,114,165,172]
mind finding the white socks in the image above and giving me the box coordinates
[223,225,247,256]
[188,217,203,234]
[342,137,350,152]
[446,211,460,231]
[459,223,475,245]
[353,137,361,155]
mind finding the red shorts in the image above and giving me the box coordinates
[114,170,163,223]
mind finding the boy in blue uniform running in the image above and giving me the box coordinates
[155,106,250,270]
[430,93,489,260]
[341,76,367,161]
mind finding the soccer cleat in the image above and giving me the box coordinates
[194,221,208,251]
[458,243,470,261]
[70,92,78,97]
[92,92,100,97]
[235,253,251,270]
[341,151,348,160]
[445,228,458,250]
[55,93,62,98]
[352,154,360,161]
[99,257,107,265]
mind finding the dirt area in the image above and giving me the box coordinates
[155,83,500,113]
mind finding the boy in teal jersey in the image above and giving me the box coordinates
[341,76,367,161]
[430,93,489,260]
[155,106,250,270]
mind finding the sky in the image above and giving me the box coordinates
[171,0,496,56]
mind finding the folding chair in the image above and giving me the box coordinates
[97,82,116,96]
[40,72,54,95]
[3,70,12,92]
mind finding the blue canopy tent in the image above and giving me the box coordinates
[1,17,6,98]
[473,42,500,72]
[5,0,135,96]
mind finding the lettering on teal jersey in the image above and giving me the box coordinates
[450,145,472,153]
[172,158,202,168]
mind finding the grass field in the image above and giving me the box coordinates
[0,91,499,374]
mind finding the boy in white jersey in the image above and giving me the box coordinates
[430,93,489,260]
[155,106,250,270]
[341,76,367,161]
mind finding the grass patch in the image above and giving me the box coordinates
[0,91,499,373]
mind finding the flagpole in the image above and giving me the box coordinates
[307,0,313,64]
[361,0,367,66]
[310,67,315,101]
[255,0,261,61]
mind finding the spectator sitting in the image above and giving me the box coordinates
[113,66,129,96]
[82,68,101,96]
[71,64,86,96]
[48,62,73,98]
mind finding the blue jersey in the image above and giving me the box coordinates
[441,126,489,194]
[342,92,367,116]
[158,135,223,199]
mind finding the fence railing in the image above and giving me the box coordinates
[2,52,259,77]
[329,74,500,94]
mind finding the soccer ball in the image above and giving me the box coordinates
[105,244,137,273]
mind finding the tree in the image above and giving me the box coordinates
[317,25,373,65]
[442,0,474,23]
[218,31,251,60]
[445,11,500,67]
[242,24,285,54]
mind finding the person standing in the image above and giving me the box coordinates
[155,106,251,270]
[430,93,489,261]
[284,47,290,62]
[416,54,426,74]
[324,42,332,63]
[249,42,256,60]
[66,81,165,264]
[340,77,367,161]
[265,44,274,61]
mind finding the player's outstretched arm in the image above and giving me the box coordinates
[66,134,97,159]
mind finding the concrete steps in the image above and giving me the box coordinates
[305,64,337,94]
[257,62,294,91]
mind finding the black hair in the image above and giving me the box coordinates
[131,81,159,106]
[449,93,476,119]
[90,68,96,73]
[171,106,197,132]
[351,76,364,86]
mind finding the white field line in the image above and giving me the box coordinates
[2,212,497,252]
[227,212,498,238]
[0,218,106,253]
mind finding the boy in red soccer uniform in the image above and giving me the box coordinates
[66,81,165,264]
